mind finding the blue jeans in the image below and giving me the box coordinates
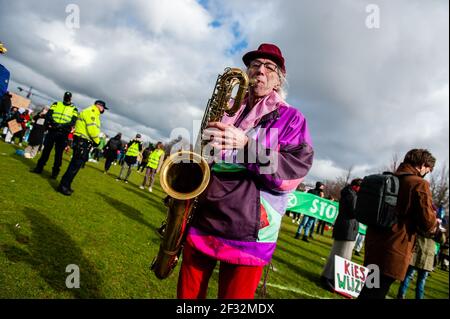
[398,266,429,299]
[355,233,366,253]
[296,216,316,236]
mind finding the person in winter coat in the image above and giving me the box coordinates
[14,109,31,145]
[397,230,446,299]
[320,178,362,292]
[0,91,12,128]
[358,149,439,299]
[3,106,22,143]
[103,133,123,173]
[24,107,48,158]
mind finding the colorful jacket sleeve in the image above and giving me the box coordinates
[241,109,314,193]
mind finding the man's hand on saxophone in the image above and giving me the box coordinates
[202,121,249,150]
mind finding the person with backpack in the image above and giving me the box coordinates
[320,178,362,292]
[103,132,123,174]
[358,149,440,299]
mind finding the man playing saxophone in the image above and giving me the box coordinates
[177,43,314,299]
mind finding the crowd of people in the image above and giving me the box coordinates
[0,89,168,196]
[1,93,33,147]
[0,42,448,300]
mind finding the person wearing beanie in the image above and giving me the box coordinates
[103,132,123,174]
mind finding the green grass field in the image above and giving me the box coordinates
[0,140,448,299]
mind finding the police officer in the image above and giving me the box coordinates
[57,100,108,196]
[32,91,78,178]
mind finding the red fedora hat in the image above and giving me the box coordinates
[242,43,286,74]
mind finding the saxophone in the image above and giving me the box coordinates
[150,68,251,279]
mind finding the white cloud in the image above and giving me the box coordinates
[308,159,347,182]
[0,0,448,181]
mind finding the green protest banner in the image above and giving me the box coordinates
[286,191,338,224]
[286,191,367,233]
[358,223,367,235]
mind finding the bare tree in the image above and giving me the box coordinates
[324,179,344,201]
[379,153,400,173]
[389,153,400,173]
[324,166,354,200]
[334,165,354,187]
[296,182,307,192]
[430,163,449,212]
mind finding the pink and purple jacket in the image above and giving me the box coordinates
[186,91,314,266]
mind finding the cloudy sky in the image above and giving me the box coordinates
[0,0,448,183]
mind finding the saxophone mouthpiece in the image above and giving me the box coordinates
[249,78,258,87]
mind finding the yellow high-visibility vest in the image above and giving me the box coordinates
[147,149,165,169]
[126,141,141,157]
[74,105,101,144]
[51,101,78,124]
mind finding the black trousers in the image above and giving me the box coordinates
[35,130,68,177]
[138,161,148,172]
[357,273,396,299]
[104,155,115,172]
[60,137,91,189]
[316,220,326,235]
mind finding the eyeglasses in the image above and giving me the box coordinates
[249,60,279,72]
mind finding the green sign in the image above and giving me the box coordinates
[358,223,367,235]
[286,191,366,234]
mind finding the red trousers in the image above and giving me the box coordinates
[177,242,264,299]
